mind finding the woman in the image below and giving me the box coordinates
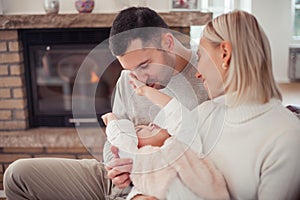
[129,10,300,199]
[193,10,300,199]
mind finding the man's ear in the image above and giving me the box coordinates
[220,41,232,65]
[161,33,174,51]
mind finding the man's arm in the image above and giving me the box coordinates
[103,71,130,163]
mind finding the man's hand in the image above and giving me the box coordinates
[105,146,133,189]
[132,194,158,200]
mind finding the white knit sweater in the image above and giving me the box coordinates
[160,96,300,200]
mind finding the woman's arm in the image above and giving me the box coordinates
[258,130,300,199]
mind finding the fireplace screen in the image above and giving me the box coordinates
[21,29,122,127]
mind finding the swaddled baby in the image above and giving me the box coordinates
[102,112,229,200]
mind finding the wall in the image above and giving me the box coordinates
[0,30,27,130]
[251,0,291,82]
[0,0,170,14]
[0,0,3,14]
[1,0,293,82]
[238,0,252,12]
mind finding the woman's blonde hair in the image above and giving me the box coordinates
[202,10,282,105]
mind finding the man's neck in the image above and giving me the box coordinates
[171,37,192,73]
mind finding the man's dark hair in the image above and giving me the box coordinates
[109,7,169,56]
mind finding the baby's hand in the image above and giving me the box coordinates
[128,73,147,96]
[101,112,117,126]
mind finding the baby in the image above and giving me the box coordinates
[102,112,200,200]
[102,112,170,150]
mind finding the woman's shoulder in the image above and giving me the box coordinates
[258,99,300,158]
[271,99,300,131]
[257,120,300,170]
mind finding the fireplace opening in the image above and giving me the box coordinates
[21,28,122,127]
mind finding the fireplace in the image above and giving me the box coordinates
[0,12,212,130]
[20,28,122,127]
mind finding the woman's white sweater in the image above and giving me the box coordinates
[161,96,300,200]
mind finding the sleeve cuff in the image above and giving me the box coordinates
[106,119,139,159]
[106,119,136,141]
[153,98,179,127]
[153,98,186,136]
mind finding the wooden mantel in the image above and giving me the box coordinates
[0,12,212,29]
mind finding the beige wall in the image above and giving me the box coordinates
[251,0,291,82]
[0,0,170,14]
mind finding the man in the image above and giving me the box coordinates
[104,7,208,199]
[3,7,208,200]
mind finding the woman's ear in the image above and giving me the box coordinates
[220,41,232,65]
[161,33,174,51]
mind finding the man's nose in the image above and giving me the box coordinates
[133,71,148,83]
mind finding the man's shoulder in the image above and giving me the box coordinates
[116,70,132,89]
[114,70,136,102]
[118,70,130,81]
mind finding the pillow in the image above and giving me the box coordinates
[286,105,300,119]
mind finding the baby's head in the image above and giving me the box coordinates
[135,123,170,148]
[135,123,162,137]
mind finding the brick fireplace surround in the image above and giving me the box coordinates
[0,12,212,195]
